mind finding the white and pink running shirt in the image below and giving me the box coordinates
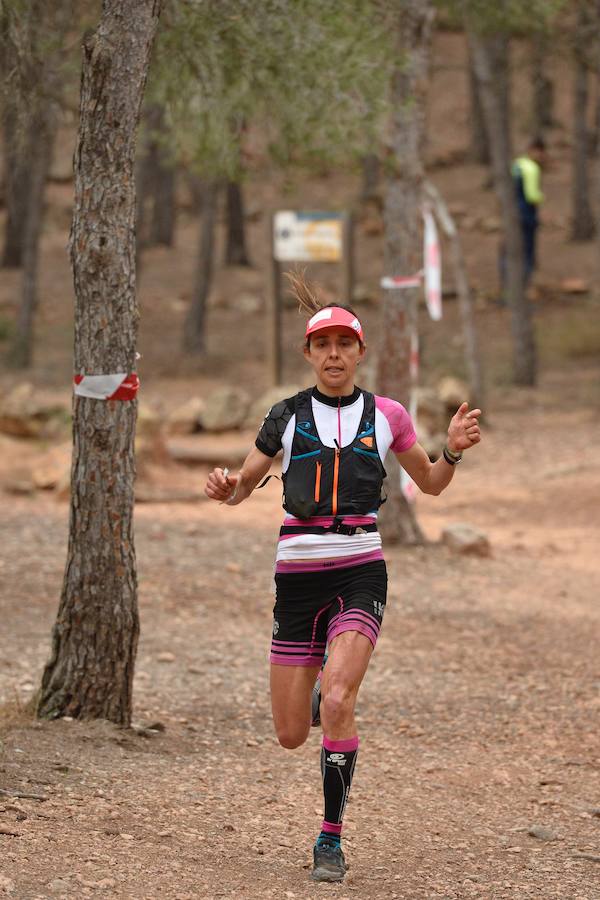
[255,386,417,571]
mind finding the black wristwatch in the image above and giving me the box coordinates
[443,445,462,465]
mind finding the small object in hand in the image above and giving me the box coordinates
[219,467,231,505]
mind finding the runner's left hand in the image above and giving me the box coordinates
[446,402,482,453]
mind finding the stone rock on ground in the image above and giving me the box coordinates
[137,402,164,438]
[166,397,205,435]
[0,383,70,439]
[560,277,589,294]
[200,386,251,432]
[437,376,471,414]
[528,824,558,841]
[230,292,263,314]
[442,522,491,557]
[247,385,303,429]
[31,443,72,490]
[415,388,447,435]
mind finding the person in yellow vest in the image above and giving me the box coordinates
[512,137,546,280]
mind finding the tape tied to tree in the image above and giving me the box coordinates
[73,373,140,401]
[380,272,423,290]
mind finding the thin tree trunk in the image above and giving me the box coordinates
[423,180,485,411]
[184,179,219,354]
[467,48,489,164]
[6,0,70,365]
[360,153,381,201]
[531,31,554,134]
[469,29,537,387]
[137,103,176,248]
[377,1,435,546]
[150,163,175,246]
[38,0,161,726]
[224,180,250,266]
[1,102,29,268]
[596,0,600,271]
[9,113,56,367]
[571,3,595,241]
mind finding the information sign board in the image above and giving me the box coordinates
[273,211,343,262]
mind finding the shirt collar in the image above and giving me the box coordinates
[311,385,361,408]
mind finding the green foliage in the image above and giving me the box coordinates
[150,0,392,178]
[437,0,567,35]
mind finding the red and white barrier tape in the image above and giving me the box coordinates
[423,208,442,321]
[73,373,140,401]
[380,271,423,291]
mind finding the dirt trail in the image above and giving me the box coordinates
[1,367,599,900]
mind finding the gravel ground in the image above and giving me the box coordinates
[1,370,600,900]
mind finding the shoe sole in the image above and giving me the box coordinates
[310,867,345,883]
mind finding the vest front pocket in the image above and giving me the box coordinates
[285,449,323,518]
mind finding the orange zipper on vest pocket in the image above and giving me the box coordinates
[314,461,322,502]
[332,448,340,516]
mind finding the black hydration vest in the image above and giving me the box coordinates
[282,388,386,523]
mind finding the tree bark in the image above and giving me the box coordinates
[183,179,219,354]
[571,3,595,241]
[469,29,537,387]
[377,1,435,546]
[38,0,162,726]
[224,180,250,266]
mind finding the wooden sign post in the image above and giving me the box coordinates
[269,210,353,385]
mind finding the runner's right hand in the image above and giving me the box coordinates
[204,467,239,502]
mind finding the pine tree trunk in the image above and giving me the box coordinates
[469,29,537,387]
[1,102,29,268]
[571,4,595,241]
[183,180,219,354]
[360,153,381,201]
[531,31,554,134]
[596,0,600,267]
[38,0,161,726]
[9,111,56,367]
[468,48,489,164]
[150,163,175,246]
[137,103,176,248]
[224,180,250,266]
[377,1,435,547]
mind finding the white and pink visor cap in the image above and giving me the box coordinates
[305,307,364,343]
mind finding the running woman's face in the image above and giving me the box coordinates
[303,326,365,396]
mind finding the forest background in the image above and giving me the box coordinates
[0,1,599,898]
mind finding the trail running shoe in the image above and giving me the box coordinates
[310,839,347,882]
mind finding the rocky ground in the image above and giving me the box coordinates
[1,364,600,900]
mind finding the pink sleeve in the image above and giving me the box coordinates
[375,395,417,453]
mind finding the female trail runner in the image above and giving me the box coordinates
[204,273,482,883]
